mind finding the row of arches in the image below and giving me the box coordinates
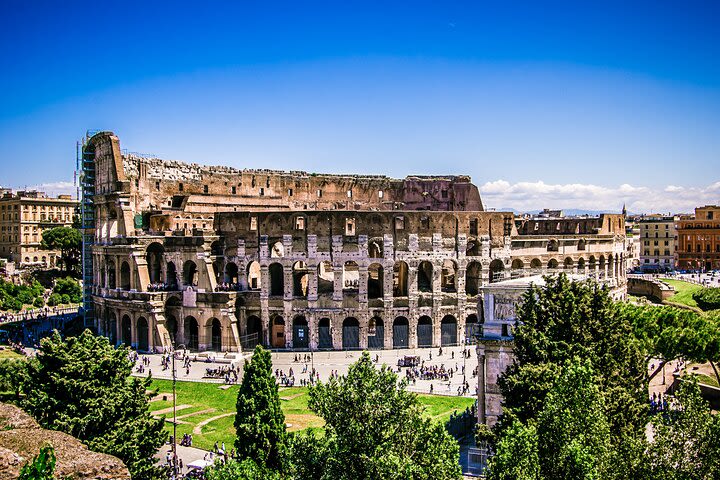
[255,314,480,350]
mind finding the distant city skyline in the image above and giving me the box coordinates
[1,1,718,213]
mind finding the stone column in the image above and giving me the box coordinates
[358,265,369,304]
[409,316,418,349]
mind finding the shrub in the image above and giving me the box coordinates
[692,288,720,311]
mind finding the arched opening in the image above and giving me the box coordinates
[292,261,309,297]
[107,261,116,289]
[368,317,384,349]
[489,259,505,283]
[166,262,178,289]
[578,239,586,251]
[530,258,542,272]
[417,261,433,293]
[367,263,384,299]
[465,314,479,341]
[120,261,131,290]
[417,316,433,347]
[270,241,284,258]
[441,259,457,293]
[246,315,262,348]
[247,261,261,290]
[368,241,383,259]
[212,259,224,283]
[166,315,177,345]
[548,258,559,269]
[343,261,359,291]
[137,317,149,352]
[210,240,224,257]
[589,256,597,272]
[317,261,334,294]
[293,316,309,349]
[183,260,198,287]
[393,261,408,297]
[121,315,131,346]
[465,261,482,296]
[184,316,199,350]
[271,316,285,348]
[599,256,606,274]
[547,239,559,252]
[210,318,222,351]
[224,262,239,285]
[441,315,458,346]
[577,257,586,271]
[146,242,164,284]
[318,317,332,349]
[564,257,574,270]
[269,263,284,296]
[342,317,360,349]
[107,313,117,345]
[511,259,524,270]
[392,316,409,348]
[466,239,480,256]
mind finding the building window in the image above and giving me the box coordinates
[378,190,383,198]
[347,190,352,198]
[156,181,160,190]
[232,186,236,194]
[441,190,448,199]
[178,183,184,192]
[260,188,264,196]
[421,216,430,229]
[250,216,258,231]
[317,189,322,198]
[395,216,405,230]
[204,185,209,194]
[345,218,356,236]
[469,219,478,235]
[295,216,305,230]
[288,189,293,197]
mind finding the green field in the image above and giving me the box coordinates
[0,349,24,360]
[149,379,474,452]
[660,278,703,309]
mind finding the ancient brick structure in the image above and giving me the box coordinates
[84,131,627,354]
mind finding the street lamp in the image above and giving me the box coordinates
[172,342,185,478]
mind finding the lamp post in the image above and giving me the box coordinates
[172,343,185,478]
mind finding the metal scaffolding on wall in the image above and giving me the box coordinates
[76,130,98,328]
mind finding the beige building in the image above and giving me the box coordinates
[637,215,677,272]
[0,190,78,267]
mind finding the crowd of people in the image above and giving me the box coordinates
[214,283,241,292]
[147,283,177,292]
[205,364,239,384]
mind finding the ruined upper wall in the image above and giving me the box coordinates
[515,214,625,236]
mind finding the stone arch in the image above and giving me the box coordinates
[292,261,309,297]
[293,315,309,349]
[146,242,164,284]
[166,315,178,345]
[184,316,199,350]
[599,255,606,272]
[368,316,384,349]
[417,315,433,347]
[564,257,574,270]
[107,260,116,289]
[578,239,586,250]
[318,317,332,349]
[547,239,559,252]
[465,314,479,340]
[489,259,504,283]
[465,261,482,296]
[530,258,542,270]
[441,259,457,293]
[224,262,239,284]
[137,317,149,352]
[210,240,224,257]
[548,258,559,269]
[392,316,409,348]
[368,263,384,299]
[577,257,586,271]
[343,261,359,291]
[317,261,334,294]
[212,259,224,283]
[120,261,131,290]
[589,255,597,271]
[166,261,178,288]
[270,241,284,258]
[368,240,383,259]
[511,259,524,270]
[342,317,360,349]
[209,318,222,351]
[441,315,458,346]
[466,239,480,256]
[269,263,284,296]
[247,261,261,290]
[417,261,433,293]
[245,315,262,348]
[393,261,409,297]
[183,260,198,286]
[271,316,285,348]
[121,314,132,345]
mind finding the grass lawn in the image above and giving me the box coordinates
[150,379,475,452]
[660,278,703,309]
[0,348,24,360]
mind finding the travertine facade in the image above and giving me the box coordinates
[84,131,627,353]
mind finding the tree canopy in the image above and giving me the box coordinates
[22,330,166,480]
[41,226,81,274]
[299,351,462,480]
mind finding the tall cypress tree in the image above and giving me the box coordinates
[234,345,286,471]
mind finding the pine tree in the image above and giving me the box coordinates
[234,345,287,471]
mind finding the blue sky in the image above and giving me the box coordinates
[0,1,719,213]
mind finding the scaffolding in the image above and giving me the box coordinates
[76,130,98,328]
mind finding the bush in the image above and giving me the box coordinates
[692,288,720,311]
[0,278,45,312]
[47,294,62,307]
[33,297,45,308]
[52,277,81,304]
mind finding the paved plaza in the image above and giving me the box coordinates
[132,344,480,398]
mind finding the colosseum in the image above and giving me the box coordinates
[81,131,627,353]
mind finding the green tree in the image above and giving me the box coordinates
[40,227,81,275]
[0,358,32,400]
[19,445,56,480]
[52,277,82,303]
[234,345,287,471]
[206,458,283,480]
[305,351,462,480]
[22,330,166,480]
[648,380,720,480]
[490,359,618,480]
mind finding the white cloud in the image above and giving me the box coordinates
[481,180,720,214]
[6,180,77,198]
